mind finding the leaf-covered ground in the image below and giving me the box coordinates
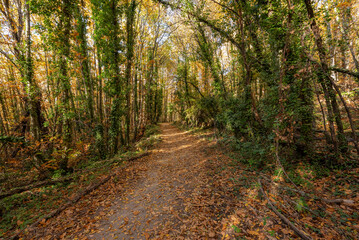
[19,123,358,239]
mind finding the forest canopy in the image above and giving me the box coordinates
[0,0,358,174]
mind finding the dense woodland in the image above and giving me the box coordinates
[0,0,359,238]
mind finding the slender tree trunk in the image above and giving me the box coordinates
[58,0,74,170]
[77,0,94,125]
[304,0,348,153]
[339,5,359,72]
[124,0,137,145]
[108,0,122,155]
[314,80,331,143]
[0,93,9,134]
[26,3,45,141]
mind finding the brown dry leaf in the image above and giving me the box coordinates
[327,206,336,213]
[247,230,259,235]
[144,232,150,240]
[282,228,293,235]
[39,218,47,226]
[65,209,73,215]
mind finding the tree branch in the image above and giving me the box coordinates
[258,179,313,240]
[208,0,240,18]
[329,67,359,81]
[0,49,19,69]
[154,0,242,50]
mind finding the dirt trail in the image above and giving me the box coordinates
[90,123,212,239]
[26,123,236,240]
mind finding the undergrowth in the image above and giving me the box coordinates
[181,123,359,239]
[0,124,161,238]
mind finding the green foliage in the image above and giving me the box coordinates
[136,135,161,151]
[268,230,276,237]
[231,225,241,233]
[0,184,63,236]
[183,96,218,127]
[144,125,160,138]
[0,136,25,143]
[231,138,272,169]
[136,124,162,151]
[216,97,252,137]
[295,198,308,213]
[94,124,106,159]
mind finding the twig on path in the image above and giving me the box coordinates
[258,179,313,240]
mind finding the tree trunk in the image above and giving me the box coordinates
[124,0,137,145]
[304,0,348,153]
[77,0,94,125]
[58,0,74,170]
[108,0,122,155]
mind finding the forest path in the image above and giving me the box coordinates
[88,123,227,240]
[28,123,238,240]
[90,123,213,239]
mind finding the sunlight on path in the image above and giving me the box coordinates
[89,123,214,239]
[24,123,242,239]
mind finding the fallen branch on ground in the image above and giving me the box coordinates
[322,198,355,205]
[0,176,74,200]
[11,173,115,240]
[1,152,149,200]
[278,185,355,206]
[258,179,312,240]
[10,151,150,240]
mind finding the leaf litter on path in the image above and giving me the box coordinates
[20,123,358,239]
